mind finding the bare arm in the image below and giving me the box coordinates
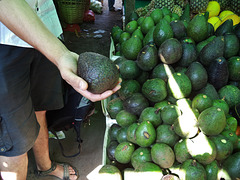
[0,0,120,101]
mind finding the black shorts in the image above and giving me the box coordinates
[0,44,64,157]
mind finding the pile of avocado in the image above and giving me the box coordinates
[102,5,240,180]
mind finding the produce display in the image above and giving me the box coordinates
[100,1,240,179]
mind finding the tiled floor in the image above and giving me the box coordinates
[27,0,123,179]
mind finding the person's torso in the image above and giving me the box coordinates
[0,0,62,48]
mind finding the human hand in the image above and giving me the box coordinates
[57,51,121,102]
[77,78,122,102]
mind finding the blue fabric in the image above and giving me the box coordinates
[108,0,115,9]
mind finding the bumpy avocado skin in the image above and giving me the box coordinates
[77,52,119,94]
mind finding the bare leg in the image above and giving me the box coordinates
[0,152,28,180]
[33,111,77,180]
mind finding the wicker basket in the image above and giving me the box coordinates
[57,0,86,24]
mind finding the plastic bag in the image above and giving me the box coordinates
[90,0,103,14]
[83,10,95,22]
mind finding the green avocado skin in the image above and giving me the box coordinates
[77,52,119,94]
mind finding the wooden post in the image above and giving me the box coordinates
[125,0,135,25]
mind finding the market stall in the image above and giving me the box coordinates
[100,0,240,179]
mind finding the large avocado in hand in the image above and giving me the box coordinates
[77,52,119,94]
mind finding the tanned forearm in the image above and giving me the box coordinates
[0,0,68,67]
[0,0,121,101]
